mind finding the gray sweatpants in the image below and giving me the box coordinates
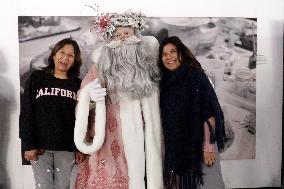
[30,150,75,189]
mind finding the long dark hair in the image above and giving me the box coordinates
[45,38,82,78]
[158,36,203,72]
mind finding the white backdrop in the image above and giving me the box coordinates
[0,0,283,188]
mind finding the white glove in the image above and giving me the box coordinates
[89,79,106,102]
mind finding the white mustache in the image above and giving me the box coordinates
[105,36,142,49]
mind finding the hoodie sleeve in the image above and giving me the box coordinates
[19,71,37,151]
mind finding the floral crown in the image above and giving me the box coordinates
[91,11,149,38]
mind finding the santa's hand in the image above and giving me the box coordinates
[89,79,106,102]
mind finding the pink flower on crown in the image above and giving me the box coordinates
[99,14,111,31]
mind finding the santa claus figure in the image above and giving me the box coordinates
[74,12,163,189]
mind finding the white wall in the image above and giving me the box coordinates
[0,1,22,189]
[0,0,283,188]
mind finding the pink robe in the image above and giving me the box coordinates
[74,66,129,189]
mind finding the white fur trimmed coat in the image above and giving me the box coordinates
[74,36,164,189]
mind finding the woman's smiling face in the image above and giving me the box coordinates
[53,44,75,76]
[162,43,182,71]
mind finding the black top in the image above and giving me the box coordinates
[19,70,81,152]
[160,63,226,188]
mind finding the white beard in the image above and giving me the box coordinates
[96,36,160,99]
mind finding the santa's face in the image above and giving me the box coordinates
[105,26,141,49]
[113,26,135,41]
